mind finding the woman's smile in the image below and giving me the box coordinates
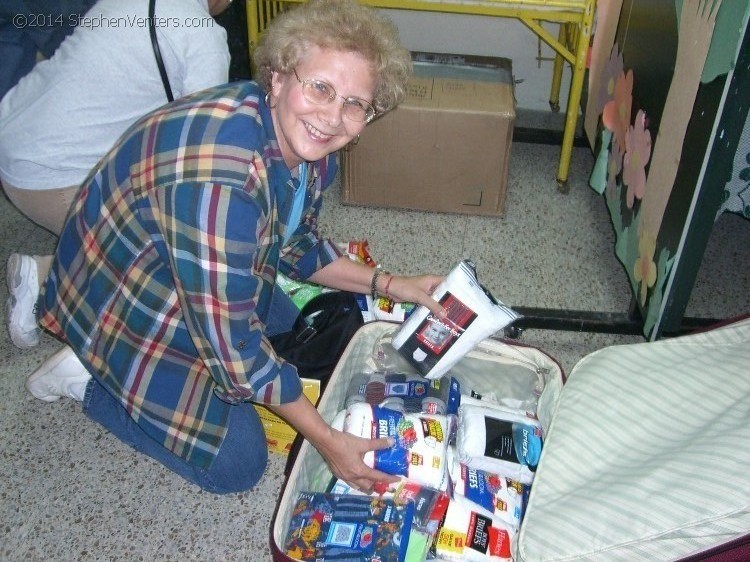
[269,45,375,168]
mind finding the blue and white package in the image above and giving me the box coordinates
[344,372,462,416]
[372,405,410,477]
[344,403,450,489]
[455,403,543,485]
[449,459,524,531]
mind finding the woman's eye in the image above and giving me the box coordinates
[311,81,332,97]
[346,99,367,111]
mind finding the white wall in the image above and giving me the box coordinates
[380,9,572,112]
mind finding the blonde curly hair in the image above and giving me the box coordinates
[252,0,412,115]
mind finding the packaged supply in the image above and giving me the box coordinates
[253,378,321,455]
[330,478,450,539]
[455,403,542,485]
[433,494,515,561]
[284,492,414,562]
[347,239,376,268]
[344,372,461,416]
[392,260,520,379]
[369,295,417,323]
[343,403,451,490]
[448,453,525,531]
[276,272,324,310]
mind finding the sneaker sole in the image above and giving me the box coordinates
[6,254,40,348]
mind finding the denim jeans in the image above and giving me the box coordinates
[82,285,300,494]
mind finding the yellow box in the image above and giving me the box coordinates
[254,378,321,455]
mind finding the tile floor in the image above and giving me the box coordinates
[1,136,748,561]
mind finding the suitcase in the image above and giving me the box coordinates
[516,315,750,562]
[270,318,750,561]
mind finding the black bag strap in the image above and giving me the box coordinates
[148,0,174,102]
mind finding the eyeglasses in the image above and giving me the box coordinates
[293,68,376,123]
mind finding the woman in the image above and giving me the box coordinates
[26,0,446,495]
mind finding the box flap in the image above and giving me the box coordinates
[403,59,516,117]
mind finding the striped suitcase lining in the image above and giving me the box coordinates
[518,318,750,561]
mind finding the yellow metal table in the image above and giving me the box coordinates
[245,0,595,191]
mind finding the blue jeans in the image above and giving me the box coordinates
[82,286,300,494]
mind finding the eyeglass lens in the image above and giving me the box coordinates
[296,75,374,122]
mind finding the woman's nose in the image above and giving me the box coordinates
[319,100,344,127]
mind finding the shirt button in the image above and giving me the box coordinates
[237,340,247,350]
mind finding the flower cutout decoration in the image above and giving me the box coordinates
[602,69,633,156]
[633,229,657,306]
[623,110,652,208]
[606,136,623,201]
[597,45,624,115]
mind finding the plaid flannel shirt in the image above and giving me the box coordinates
[39,81,342,468]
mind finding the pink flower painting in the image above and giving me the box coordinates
[623,110,652,208]
[597,45,624,114]
[602,69,633,157]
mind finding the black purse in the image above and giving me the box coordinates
[269,291,364,386]
[148,0,174,102]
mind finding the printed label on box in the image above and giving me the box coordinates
[398,292,477,375]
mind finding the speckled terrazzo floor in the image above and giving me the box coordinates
[2,138,749,561]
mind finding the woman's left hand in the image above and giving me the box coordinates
[385,274,446,319]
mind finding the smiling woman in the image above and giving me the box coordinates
[14,0,449,497]
[252,0,411,115]
[266,46,375,168]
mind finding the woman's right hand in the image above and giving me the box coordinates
[313,426,400,494]
[268,393,399,494]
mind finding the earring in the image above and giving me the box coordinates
[343,135,360,152]
[265,92,277,109]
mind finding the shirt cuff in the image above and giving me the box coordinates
[294,237,343,281]
[250,360,303,406]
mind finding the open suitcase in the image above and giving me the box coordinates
[270,318,750,561]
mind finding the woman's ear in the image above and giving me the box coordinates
[270,71,283,94]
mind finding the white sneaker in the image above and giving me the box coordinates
[6,253,40,348]
[26,346,91,402]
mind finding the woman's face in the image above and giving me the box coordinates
[270,46,376,169]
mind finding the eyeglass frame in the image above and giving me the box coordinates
[292,68,376,124]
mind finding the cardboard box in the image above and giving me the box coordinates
[254,378,321,455]
[342,53,515,217]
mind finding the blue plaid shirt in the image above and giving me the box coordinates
[39,81,342,468]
